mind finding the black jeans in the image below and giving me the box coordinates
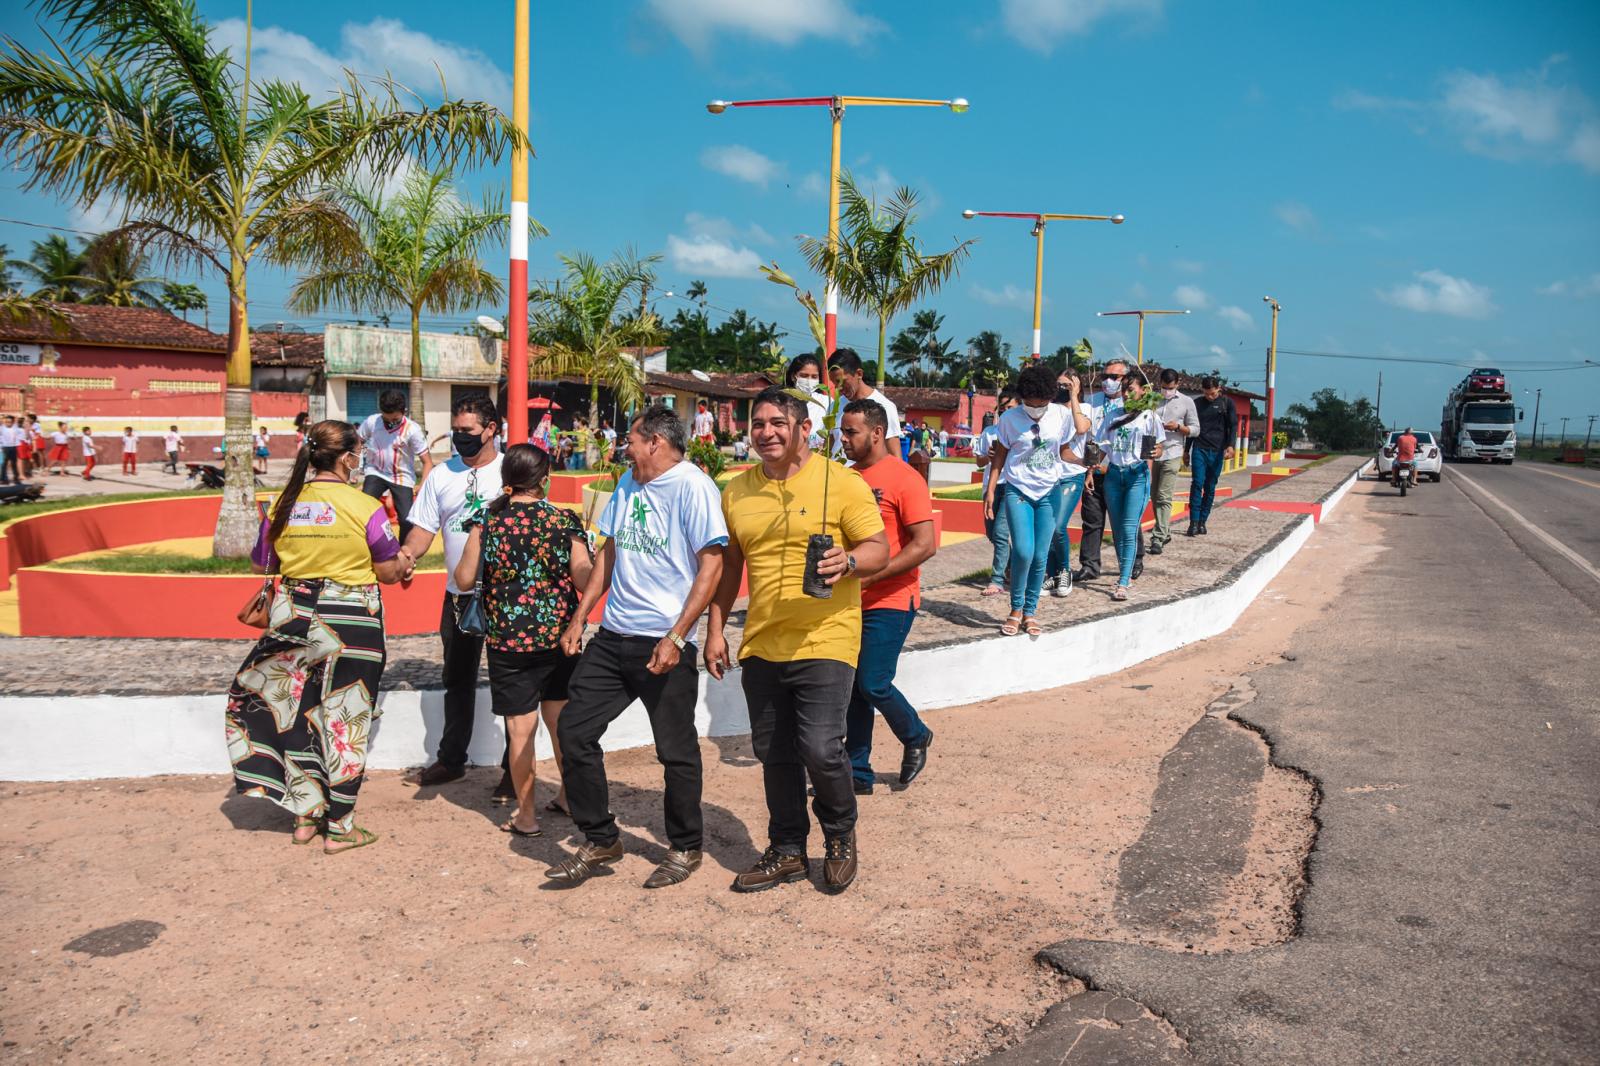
[741,657,857,853]
[362,475,416,540]
[438,593,488,768]
[558,628,704,851]
[1078,469,1144,575]
[0,446,18,483]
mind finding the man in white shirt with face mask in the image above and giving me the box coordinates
[1074,360,1145,584]
[1148,367,1199,555]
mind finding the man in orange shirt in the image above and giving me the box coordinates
[838,398,939,794]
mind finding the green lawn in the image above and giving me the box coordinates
[53,547,448,575]
[0,489,221,526]
[933,485,984,500]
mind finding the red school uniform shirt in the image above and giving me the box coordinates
[856,454,934,612]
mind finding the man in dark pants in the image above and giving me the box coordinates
[1076,360,1145,582]
[1187,375,1238,535]
[357,389,432,541]
[706,388,889,895]
[545,407,727,890]
[400,396,508,792]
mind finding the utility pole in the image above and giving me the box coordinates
[1583,414,1596,453]
[1263,296,1281,461]
[1558,416,1570,447]
[1531,388,1542,450]
[506,0,531,444]
[1375,371,1382,423]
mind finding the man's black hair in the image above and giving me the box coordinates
[633,405,687,453]
[1200,375,1222,390]
[751,385,809,425]
[1159,367,1181,386]
[379,389,407,415]
[826,348,864,375]
[842,397,888,436]
[1015,363,1058,404]
[451,394,501,431]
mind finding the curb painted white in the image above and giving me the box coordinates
[0,466,1365,782]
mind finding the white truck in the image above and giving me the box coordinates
[1440,392,1519,464]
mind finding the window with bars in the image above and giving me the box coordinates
[29,375,114,390]
[147,379,222,393]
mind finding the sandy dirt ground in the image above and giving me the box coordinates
[0,501,1377,1065]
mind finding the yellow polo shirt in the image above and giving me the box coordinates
[722,454,885,665]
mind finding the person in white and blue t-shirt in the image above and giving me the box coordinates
[548,406,729,890]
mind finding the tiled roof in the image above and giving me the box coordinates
[1136,363,1266,401]
[0,303,225,352]
[249,330,324,368]
[645,370,758,401]
[881,386,961,412]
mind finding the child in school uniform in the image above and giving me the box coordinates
[80,426,97,480]
[121,426,139,475]
[163,425,183,474]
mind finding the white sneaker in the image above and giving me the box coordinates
[1050,571,1072,598]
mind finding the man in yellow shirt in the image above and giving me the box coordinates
[706,387,888,895]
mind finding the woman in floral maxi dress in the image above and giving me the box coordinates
[226,420,411,853]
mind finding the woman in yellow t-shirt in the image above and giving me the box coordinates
[225,420,409,854]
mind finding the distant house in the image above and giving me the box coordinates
[320,323,502,432]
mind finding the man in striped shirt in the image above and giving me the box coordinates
[358,389,433,539]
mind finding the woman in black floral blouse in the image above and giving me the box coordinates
[455,443,593,836]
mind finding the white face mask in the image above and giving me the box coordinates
[1022,403,1049,419]
[794,377,820,395]
[1102,378,1122,398]
[1163,387,1179,399]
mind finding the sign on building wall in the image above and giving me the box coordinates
[0,342,48,366]
[322,324,501,382]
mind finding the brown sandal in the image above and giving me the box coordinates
[1000,613,1022,636]
[1023,617,1042,637]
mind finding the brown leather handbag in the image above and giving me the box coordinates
[238,559,278,629]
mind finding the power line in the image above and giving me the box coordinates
[1277,347,1596,372]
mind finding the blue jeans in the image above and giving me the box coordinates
[1104,463,1150,586]
[1045,473,1088,580]
[1003,482,1064,614]
[1190,447,1224,524]
[846,607,931,788]
[985,482,1012,588]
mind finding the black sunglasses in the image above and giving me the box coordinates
[1101,371,1125,380]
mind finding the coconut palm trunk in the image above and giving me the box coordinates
[409,305,426,426]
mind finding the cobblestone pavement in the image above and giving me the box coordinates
[1,458,1356,698]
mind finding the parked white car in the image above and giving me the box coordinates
[1375,431,1442,482]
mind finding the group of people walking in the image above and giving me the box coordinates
[227,377,939,895]
[975,359,1238,629]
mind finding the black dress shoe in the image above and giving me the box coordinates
[1073,566,1100,583]
[1185,523,1197,537]
[1148,540,1164,555]
[1196,522,1208,535]
[853,780,874,796]
[1131,560,1144,580]
[899,730,933,786]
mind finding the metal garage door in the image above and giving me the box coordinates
[344,380,411,423]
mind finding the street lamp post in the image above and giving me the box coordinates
[1559,416,1570,447]
[707,95,968,358]
[1263,296,1281,462]
[1095,309,1190,366]
[1531,388,1542,450]
[960,210,1125,358]
[506,0,531,445]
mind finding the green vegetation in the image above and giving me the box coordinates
[1284,389,1384,451]
[0,490,218,525]
[932,485,984,500]
[53,547,446,575]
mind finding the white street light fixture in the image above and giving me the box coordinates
[476,314,505,334]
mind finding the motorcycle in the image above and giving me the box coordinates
[1391,456,1417,497]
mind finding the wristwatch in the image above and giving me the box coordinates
[666,630,686,650]
[845,553,858,575]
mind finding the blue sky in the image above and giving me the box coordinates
[3,0,1598,437]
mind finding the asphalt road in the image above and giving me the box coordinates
[993,463,1600,1064]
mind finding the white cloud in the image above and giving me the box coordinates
[1537,273,1600,298]
[680,212,773,246]
[1340,60,1600,175]
[1000,0,1163,53]
[211,17,510,106]
[647,0,883,53]
[851,164,902,202]
[797,173,826,199]
[1173,284,1210,310]
[700,144,781,188]
[1154,325,1207,357]
[1172,259,1204,274]
[1274,202,1318,233]
[1216,305,1255,330]
[71,197,128,233]
[972,283,1037,309]
[665,214,765,278]
[1378,270,1497,319]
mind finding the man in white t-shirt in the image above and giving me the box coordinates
[548,405,728,889]
[0,415,21,484]
[400,396,506,790]
[826,348,901,459]
[692,401,715,444]
[358,389,433,538]
[162,426,184,474]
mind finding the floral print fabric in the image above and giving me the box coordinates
[482,500,586,653]
[225,577,386,835]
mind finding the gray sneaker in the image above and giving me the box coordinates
[1050,570,1073,598]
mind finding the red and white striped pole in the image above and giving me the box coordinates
[506,0,530,444]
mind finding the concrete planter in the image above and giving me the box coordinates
[580,484,613,527]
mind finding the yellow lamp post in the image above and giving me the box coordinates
[1263,295,1281,461]
[707,95,968,358]
[961,210,1125,359]
[1095,308,1191,366]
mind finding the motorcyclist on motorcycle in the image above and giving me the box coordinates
[1393,427,1419,486]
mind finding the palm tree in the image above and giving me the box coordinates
[799,172,975,387]
[0,0,522,555]
[71,234,169,307]
[889,308,952,386]
[530,251,662,464]
[290,167,528,429]
[685,279,708,307]
[12,235,86,301]
[161,282,207,324]
[967,329,1015,401]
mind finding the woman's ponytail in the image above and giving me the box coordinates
[266,420,358,546]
